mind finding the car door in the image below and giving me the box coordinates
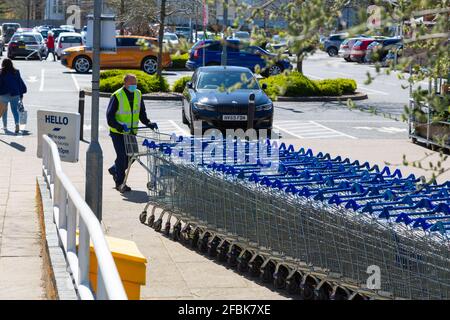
[100,37,127,68]
[225,40,241,66]
[184,71,198,124]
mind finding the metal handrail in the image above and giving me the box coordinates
[42,135,127,300]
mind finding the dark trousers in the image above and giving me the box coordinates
[110,132,128,185]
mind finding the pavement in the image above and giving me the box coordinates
[0,52,448,299]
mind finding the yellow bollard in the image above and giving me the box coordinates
[77,234,147,300]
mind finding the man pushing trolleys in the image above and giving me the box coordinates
[107,73,158,193]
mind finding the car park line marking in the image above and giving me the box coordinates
[167,120,189,136]
[357,86,389,96]
[309,121,357,139]
[273,124,304,139]
[39,69,45,92]
[303,73,324,80]
[71,74,80,91]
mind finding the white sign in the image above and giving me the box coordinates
[37,110,80,163]
[86,14,117,53]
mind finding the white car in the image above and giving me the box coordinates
[60,25,76,32]
[163,32,179,45]
[55,32,83,59]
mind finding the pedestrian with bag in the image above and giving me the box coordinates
[107,74,158,193]
[46,32,56,61]
[0,58,27,134]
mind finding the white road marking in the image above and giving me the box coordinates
[309,121,357,139]
[71,73,80,91]
[39,69,45,92]
[358,86,389,96]
[168,120,189,136]
[26,76,38,83]
[274,120,357,139]
[303,73,323,80]
[353,126,407,134]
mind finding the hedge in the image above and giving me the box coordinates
[170,53,189,69]
[259,71,357,97]
[172,76,192,93]
[99,69,169,94]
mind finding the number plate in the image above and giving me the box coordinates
[223,115,247,121]
[19,45,26,49]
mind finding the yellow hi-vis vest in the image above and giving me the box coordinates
[109,87,142,135]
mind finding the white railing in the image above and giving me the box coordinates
[42,135,127,300]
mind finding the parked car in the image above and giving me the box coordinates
[50,28,73,41]
[60,25,76,32]
[265,35,291,56]
[182,66,273,134]
[163,32,179,45]
[349,38,379,62]
[365,37,402,63]
[55,32,83,59]
[340,36,368,61]
[382,43,403,67]
[323,33,348,56]
[175,26,191,41]
[186,39,292,77]
[60,35,172,74]
[1,23,21,45]
[80,26,87,44]
[7,32,48,59]
[229,31,251,42]
[193,31,213,42]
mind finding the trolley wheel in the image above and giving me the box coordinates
[237,253,251,273]
[261,262,275,284]
[147,215,155,227]
[153,218,163,232]
[249,257,263,278]
[207,237,220,257]
[314,285,331,300]
[190,229,200,248]
[273,267,288,289]
[286,275,301,295]
[181,225,191,243]
[139,211,147,224]
[300,279,316,300]
[227,246,241,268]
[197,233,210,253]
[330,288,348,300]
[217,242,229,262]
[172,223,182,242]
[164,221,171,236]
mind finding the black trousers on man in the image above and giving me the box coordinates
[109,132,128,185]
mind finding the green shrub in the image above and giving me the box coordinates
[314,79,343,96]
[170,53,189,69]
[99,69,169,94]
[172,76,192,93]
[260,72,357,97]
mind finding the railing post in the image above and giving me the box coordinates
[78,90,85,141]
[78,218,91,288]
[67,198,77,254]
[58,179,68,230]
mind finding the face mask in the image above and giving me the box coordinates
[127,85,137,92]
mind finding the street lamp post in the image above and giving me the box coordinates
[221,0,228,66]
[85,0,103,222]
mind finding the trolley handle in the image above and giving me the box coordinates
[123,124,158,132]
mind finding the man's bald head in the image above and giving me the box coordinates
[124,74,137,86]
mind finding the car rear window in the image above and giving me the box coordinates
[61,36,82,43]
[197,71,259,90]
[12,35,37,43]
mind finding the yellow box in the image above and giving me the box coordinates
[77,234,147,300]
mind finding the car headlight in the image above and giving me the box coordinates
[256,103,273,111]
[193,102,216,111]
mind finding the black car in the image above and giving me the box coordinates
[7,32,48,59]
[182,66,274,135]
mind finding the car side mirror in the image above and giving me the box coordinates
[261,83,267,90]
[187,82,193,89]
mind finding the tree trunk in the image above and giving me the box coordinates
[157,0,167,78]
[296,53,303,74]
[119,0,125,35]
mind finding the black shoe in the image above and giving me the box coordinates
[116,184,131,193]
[108,167,118,182]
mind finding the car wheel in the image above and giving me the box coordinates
[142,57,157,74]
[327,47,338,57]
[73,56,91,73]
[268,64,283,76]
[344,57,351,62]
[182,108,189,125]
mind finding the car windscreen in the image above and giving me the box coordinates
[197,71,260,90]
[61,36,82,43]
[11,35,37,43]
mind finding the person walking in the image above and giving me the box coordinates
[0,58,27,134]
[107,74,158,193]
[46,32,56,61]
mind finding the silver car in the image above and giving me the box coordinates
[323,33,348,56]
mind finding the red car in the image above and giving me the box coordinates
[350,39,377,63]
